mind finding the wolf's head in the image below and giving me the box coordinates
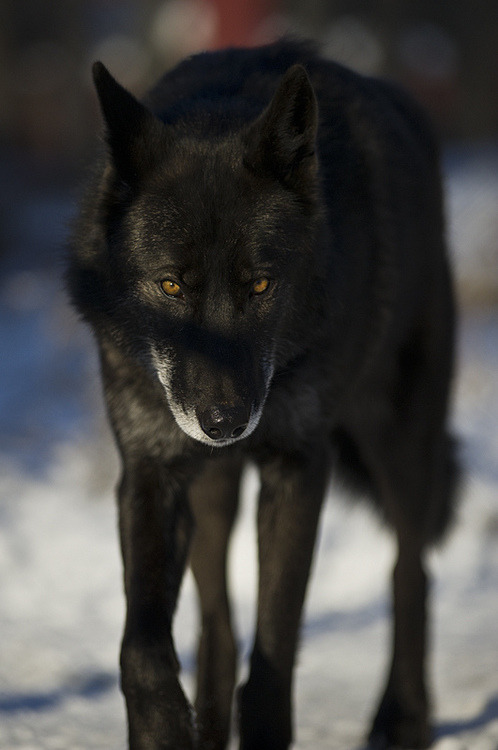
[71,61,324,447]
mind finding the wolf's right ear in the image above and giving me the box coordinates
[92,62,168,184]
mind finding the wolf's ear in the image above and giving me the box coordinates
[244,65,318,188]
[92,62,168,184]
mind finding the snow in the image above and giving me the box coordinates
[1,150,497,749]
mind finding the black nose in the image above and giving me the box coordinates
[197,404,250,441]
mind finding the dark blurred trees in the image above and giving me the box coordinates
[288,0,498,138]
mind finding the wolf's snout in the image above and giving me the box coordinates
[197,404,250,441]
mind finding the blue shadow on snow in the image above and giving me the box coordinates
[0,672,117,714]
[436,694,498,739]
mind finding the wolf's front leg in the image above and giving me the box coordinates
[238,447,331,750]
[118,458,196,750]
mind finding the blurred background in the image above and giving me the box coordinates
[0,4,497,749]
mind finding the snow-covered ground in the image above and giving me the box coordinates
[0,148,497,749]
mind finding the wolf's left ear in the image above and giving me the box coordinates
[244,64,318,188]
[92,62,169,184]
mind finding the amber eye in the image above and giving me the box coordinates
[252,277,270,295]
[160,279,183,298]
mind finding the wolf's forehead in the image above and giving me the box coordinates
[129,179,289,259]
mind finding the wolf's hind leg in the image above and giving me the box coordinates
[369,527,431,749]
[359,352,457,748]
[365,426,457,749]
[189,454,243,750]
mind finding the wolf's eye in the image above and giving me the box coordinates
[251,277,270,295]
[160,279,183,298]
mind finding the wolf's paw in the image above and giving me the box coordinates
[368,695,432,749]
[368,723,431,749]
[237,679,292,750]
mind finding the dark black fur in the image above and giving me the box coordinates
[67,40,458,750]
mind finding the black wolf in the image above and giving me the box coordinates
[67,40,458,750]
